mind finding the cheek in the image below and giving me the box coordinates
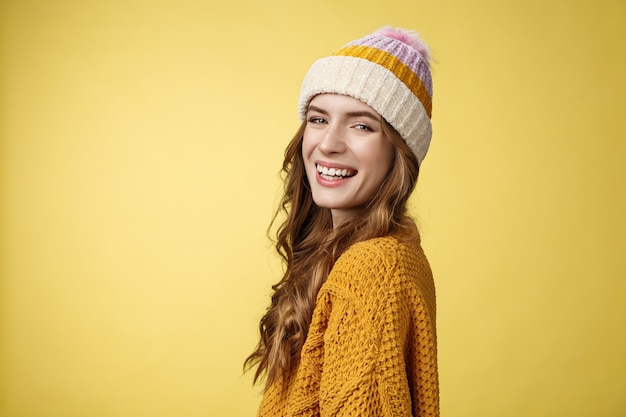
[301,129,316,155]
[301,133,319,169]
[301,136,312,158]
[358,139,394,167]
[365,142,395,182]
[378,140,395,169]
[301,135,316,176]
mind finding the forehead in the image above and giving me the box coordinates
[308,94,380,116]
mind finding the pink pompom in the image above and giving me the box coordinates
[374,26,430,61]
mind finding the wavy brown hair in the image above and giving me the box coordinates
[245,118,421,389]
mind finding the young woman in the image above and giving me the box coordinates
[246,26,439,416]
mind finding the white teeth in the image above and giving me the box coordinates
[315,164,355,178]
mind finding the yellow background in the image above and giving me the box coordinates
[1,0,624,415]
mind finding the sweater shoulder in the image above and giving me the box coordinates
[339,235,403,270]
[326,235,431,299]
[333,235,402,281]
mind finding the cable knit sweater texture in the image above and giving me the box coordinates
[257,235,439,416]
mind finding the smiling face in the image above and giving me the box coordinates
[302,94,395,226]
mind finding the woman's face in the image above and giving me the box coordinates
[302,93,395,226]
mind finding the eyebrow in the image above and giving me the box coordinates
[307,105,381,122]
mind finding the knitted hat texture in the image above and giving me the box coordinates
[298,27,433,165]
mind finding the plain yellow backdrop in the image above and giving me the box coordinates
[1,0,625,416]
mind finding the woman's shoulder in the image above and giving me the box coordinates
[340,234,425,268]
[328,234,430,294]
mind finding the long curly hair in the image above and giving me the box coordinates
[245,117,421,389]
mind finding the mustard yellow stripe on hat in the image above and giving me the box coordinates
[333,45,432,118]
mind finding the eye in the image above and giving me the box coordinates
[308,116,327,124]
[354,123,373,131]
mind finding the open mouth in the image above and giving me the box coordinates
[316,163,357,181]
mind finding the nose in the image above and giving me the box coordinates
[318,123,346,154]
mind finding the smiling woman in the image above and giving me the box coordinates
[245,26,438,416]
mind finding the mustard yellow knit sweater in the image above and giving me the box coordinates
[257,235,439,416]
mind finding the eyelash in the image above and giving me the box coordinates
[308,116,327,124]
[355,123,373,132]
[307,117,374,132]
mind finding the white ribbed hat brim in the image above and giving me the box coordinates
[299,55,432,165]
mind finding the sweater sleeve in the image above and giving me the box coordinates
[317,239,439,417]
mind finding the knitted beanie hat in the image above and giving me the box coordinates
[298,26,433,165]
